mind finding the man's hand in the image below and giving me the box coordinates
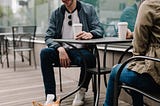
[126,29,133,39]
[57,47,71,68]
[75,31,93,40]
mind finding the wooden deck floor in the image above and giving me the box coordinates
[0,54,131,106]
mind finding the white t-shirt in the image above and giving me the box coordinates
[62,10,83,49]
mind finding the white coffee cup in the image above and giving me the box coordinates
[117,22,128,40]
[72,23,82,39]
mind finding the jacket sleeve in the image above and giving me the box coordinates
[86,5,104,39]
[45,10,61,49]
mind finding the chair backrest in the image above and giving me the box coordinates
[11,26,36,49]
[118,45,133,64]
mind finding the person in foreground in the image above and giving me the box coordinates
[40,0,104,106]
[104,0,160,106]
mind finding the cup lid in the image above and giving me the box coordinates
[118,22,128,26]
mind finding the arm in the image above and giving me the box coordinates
[45,9,71,67]
[132,1,153,56]
[76,3,104,39]
[126,29,133,39]
[57,47,71,68]
[45,10,62,49]
[88,5,104,39]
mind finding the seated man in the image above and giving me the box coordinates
[40,0,104,106]
[104,0,160,106]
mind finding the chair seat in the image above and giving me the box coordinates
[121,85,160,103]
[87,67,111,74]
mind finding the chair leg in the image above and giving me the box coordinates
[21,51,24,62]
[6,52,9,68]
[0,42,3,67]
[92,74,97,105]
[14,51,16,71]
[0,52,3,68]
[59,67,62,92]
[29,51,31,66]
[2,39,5,54]
[5,39,9,68]
[32,49,37,69]
[112,51,115,66]
[103,74,108,87]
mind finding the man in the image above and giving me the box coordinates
[40,0,104,106]
[120,0,142,32]
[120,0,144,39]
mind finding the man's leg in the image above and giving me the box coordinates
[104,64,121,106]
[67,49,96,89]
[104,64,160,106]
[104,64,143,106]
[40,48,59,99]
[68,49,96,106]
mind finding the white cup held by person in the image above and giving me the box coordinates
[72,23,82,39]
[117,22,128,40]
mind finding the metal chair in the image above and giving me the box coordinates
[87,45,133,105]
[0,27,11,68]
[114,56,160,106]
[53,45,105,92]
[6,26,37,71]
[56,45,109,93]
[56,43,132,103]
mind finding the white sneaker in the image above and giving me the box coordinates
[72,88,86,106]
[44,94,55,105]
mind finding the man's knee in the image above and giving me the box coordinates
[40,48,48,59]
[40,48,56,60]
[110,64,121,79]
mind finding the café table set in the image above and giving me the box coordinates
[53,37,132,106]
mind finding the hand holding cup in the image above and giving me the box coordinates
[72,23,82,39]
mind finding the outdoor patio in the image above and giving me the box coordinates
[0,54,131,106]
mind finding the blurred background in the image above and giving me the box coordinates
[0,0,135,36]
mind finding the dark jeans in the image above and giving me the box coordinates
[40,48,96,97]
[104,64,160,106]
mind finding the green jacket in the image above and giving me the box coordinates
[120,3,138,32]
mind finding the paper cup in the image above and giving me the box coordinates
[117,22,128,39]
[72,23,82,38]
